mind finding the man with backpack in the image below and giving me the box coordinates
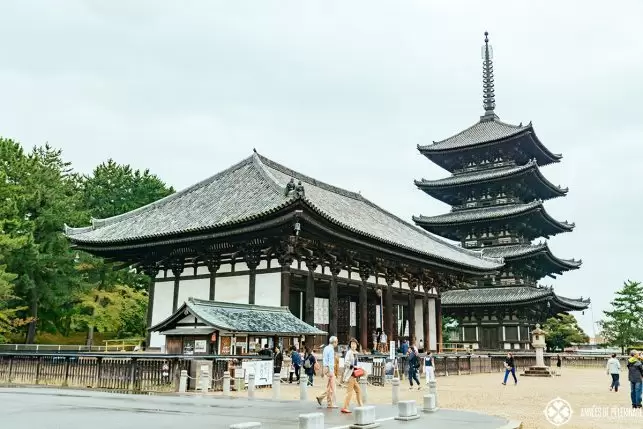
[407,347,421,390]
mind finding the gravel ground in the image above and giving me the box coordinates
[225,368,639,428]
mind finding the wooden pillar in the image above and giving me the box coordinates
[436,294,443,353]
[143,265,159,349]
[422,290,430,351]
[358,265,371,351]
[170,260,184,313]
[329,262,341,338]
[206,256,220,301]
[278,249,294,307]
[243,247,261,305]
[408,292,416,343]
[384,270,395,344]
[304,259,318,345]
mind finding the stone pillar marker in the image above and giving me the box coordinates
[429,380,438,407]
[298,412,324,429]
[299,374,308,400]
[223,371,231,396]
[178,369,187,393]
[272,373,281,400]
[423,394,437,413]
[522,324,553,377]
[359,377,368,403]
[395,400,419,421]
[248,373,256,399]
[350,406,378,429]
[391,377,400,405]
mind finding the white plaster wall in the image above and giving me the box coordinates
[150,281,174,349]
[196,266,209,276]
[414,299,423,345]
[177,278,210,305]
[219,262,232,273]
[254,272,281,307]
[339,269,349,279]
[216,275,250,303]
[236,262,249,272]
[367,275,376,284]
[257,260,268,270]
[428,298,437,351]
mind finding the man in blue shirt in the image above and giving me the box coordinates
[316,336,338,408]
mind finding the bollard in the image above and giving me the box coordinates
[223,371,231,397]
[429,380,438,407]
[229,423,261,429]
[391,377,400,405]
[272,373,281,400]
[423,394,437,413]
[235,370,244,392]
[395,400,419,421]
[199,367,210,392]
[300,374,308,401]
[248,373,256,399]
[359,377,368,403]
[350,406,378,428]
[298,412,324,429]
[179,369,187,393]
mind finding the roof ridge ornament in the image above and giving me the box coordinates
[480,31,498,122]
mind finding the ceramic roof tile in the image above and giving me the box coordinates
[416,161,536,188]
[414,201,543,225]
[66,152,503,271]
[442,286,589,310]
[418,118,528,152]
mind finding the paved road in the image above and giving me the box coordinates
[1,388,516,429]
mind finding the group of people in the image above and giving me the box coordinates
[607,350,643,408]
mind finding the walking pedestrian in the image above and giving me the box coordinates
[502,352,518,385]
[341,338,364,413]
[316,336,338,408]
[289,346,302,383]
[273,346,283,380]
[407,347,421,390]
[303,347,316,386]
[556,354,562,376]
[627,350,642,408]
[424,351,435,385]
[607,353,621,392]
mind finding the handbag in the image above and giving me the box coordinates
[352,367,365,378]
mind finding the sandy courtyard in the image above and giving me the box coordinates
[227,368,641,429]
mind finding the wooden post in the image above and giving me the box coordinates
[171,261,184,313]
[304,259,317,345]
[63,356,70,387]
[95,357,103,388]
[142,264,159,348]
[423,291,430,351]
[408,292,416,342]
[436,295,443,353]
[206,256,220,301]
[329,263,341,338]
[358,266,371,351]
[35,357,41,385]
[385,271,395,345]
[128,358,138,392]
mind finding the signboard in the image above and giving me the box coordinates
[241,360,274,387]
[194,340,207,353]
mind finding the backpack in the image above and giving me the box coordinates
[303,356,312,369]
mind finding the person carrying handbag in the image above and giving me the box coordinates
[341,338,364,413]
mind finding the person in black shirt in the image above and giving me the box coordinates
[502,352,518,385]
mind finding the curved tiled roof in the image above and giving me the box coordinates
[482,243,582,269]
[414,159,567,196]
[442,286,590,311]
[413,201,575,231]
[66,152,503,271]
[418,118,529,151]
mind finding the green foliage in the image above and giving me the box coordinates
[599,280,643,354]
[0,136,173,343]
[442,315,458,344]
[542,313,589,352]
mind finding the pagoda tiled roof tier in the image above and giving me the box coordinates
[415,159,568,206]
[65,152,502,272]
[442,285,590,311]
[417,118,562,173]
[413,201,575,241]
[482,243,581,280]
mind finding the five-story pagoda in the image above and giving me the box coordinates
[413,32,589,351]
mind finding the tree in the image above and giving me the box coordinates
[0,138,88,342]
[81,159,174,219]
[600,280,643,354]
[442,315,459,345]
[542,313,589,352]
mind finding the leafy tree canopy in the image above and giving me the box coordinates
[542,313,589,352]
[599,280,643,354]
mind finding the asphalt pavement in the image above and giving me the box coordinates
[0,387,518,429]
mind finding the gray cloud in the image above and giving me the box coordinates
[2,0,642,336]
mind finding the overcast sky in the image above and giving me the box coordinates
[1,1,641,336]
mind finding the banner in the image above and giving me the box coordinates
[242,360,274,387]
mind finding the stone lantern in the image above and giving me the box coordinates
[522,323,552,377]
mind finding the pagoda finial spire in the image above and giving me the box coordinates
[481,31,498,121]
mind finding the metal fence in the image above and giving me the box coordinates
[0,352,270,393]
